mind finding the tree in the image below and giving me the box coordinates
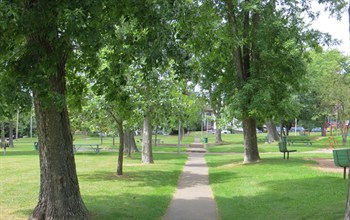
[115,0,192,164]
[0,1,108,218]
[306,50,350,143]
[213,0,347,163]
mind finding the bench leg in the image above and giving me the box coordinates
[344,167,347,179]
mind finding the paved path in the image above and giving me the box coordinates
[164,153,218,220]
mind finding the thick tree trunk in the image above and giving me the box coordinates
[124,130,139,156]
[142,113,153,164]
[266,121,279,143]
[129,132,138,153]
[124,132,130,156]
[215,129,222,143]
[117,123,124,176]
[243,117,260,163]
[9,121,14,147]
[29,88,89,219]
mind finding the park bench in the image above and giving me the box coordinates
[286,137,313,146]
[278,141,297,160]
[138,139,162,145]
[34,142,101,154]
[333,149,350,179]
[1,142,9,155]
[73,144,100,154]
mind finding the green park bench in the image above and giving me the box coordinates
[34,142,101,154]
[287,138,313,146]
[73,144,100,154]
[333,149,350,179]
[279,141,297,160]
[1,142,9,155]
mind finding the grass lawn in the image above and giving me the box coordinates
[1,133,349,219]
[206,133,347,153]
[206,153,348,220]
[0,138,187,220]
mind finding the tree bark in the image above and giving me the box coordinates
[1,122,5,148]
[215,129,222,143]
[142,112,153,164]
[9,121,14,147]
[29,78,89,220]
[106,109,125,176]
[124,130,139,156]
[266,121,279,143]
[117,123,124,176]
[243,116,260,163]
[16,110,19,141]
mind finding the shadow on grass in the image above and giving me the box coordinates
[207,155,347,220]
[79,168,184,189]
[83,193,172,220]
[215,175,347,220]
[0,150,38,157]
[206,154,316,168]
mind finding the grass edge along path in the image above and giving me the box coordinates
[206,153,348,220]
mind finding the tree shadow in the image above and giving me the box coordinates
[82,193,172,220]
[215,176,347,220]
[206,155,347,220]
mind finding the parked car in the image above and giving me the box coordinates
[207,129,216,134]
[157,131,169,135]
[256,129,263,133]
[289,126,305,132]
[276,127,286,133]
[233,128,244,133]
[221,129,231,134]
[311,127,322,132]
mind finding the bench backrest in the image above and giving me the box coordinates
[333,149,350,167]
[279,142,287,152]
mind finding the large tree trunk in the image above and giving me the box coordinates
[266,121,279,143]
[142,113,153,164]
[215,129,222,143]
[243,117,260,163]
[124,130,139,156]
[9,121,14,147]
[29,84,89,219]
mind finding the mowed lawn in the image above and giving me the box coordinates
[1,133,349,219]
[0,138,187,220]
[206,153,348,220]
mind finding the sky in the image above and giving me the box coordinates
[310,2,349,54]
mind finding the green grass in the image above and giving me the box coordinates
[206,153,348,220]
[0,138,187,220]
[206,133,350,153]
[1,133,349,219]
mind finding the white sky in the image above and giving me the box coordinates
[310,2,349,54]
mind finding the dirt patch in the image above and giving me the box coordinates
[308,158,343,173]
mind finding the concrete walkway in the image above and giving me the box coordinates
[164,153,218,220]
